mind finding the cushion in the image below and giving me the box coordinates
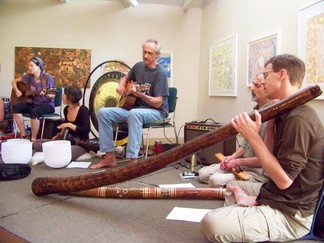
[0,163,31,181]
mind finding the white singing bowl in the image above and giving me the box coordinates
[42,140,72,168]
[6,138,30,143]
[1,139,32,164]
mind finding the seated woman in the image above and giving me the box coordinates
[33,85,91,161]
[11,57,56,141]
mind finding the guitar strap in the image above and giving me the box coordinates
[41,73,47,91]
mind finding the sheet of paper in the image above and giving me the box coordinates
[66,161,91,168]
[158,183,195,188]
[166,207,212,223]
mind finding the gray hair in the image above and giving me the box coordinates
[142,39,161,54]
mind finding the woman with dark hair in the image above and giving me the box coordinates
[33,85,91,161]
[11,57,56,141]
[57,85,90,141]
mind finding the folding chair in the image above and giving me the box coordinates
[38,87,63,139]
[14,87,62,139]
[141,87,178,158]
[299,184,324,240]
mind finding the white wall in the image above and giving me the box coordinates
[0,0,202,139]
[198,0,323,125]
[0,0,322,142]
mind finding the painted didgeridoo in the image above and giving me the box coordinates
[32,84,322,196]
[68,187,226,200]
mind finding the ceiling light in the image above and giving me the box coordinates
[124,0,138,7]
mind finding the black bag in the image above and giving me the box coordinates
[0,163,31,181]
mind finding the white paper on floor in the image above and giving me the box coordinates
[66,161,92,168]
[166,207,212,223]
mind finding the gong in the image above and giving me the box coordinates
[89,71,125,131]
[86,60,131,143]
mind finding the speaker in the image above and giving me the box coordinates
[184,122,237,165]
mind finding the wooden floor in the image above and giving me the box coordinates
[0,227,29,243]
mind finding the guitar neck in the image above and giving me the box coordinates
[25,90,40,96]
[124,81,151,96]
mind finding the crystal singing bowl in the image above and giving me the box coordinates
[42,140,72,168]
[1,139,32,164]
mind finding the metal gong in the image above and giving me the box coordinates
[89,71,125,132]
[86,60,131,143]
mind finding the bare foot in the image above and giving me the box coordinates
[90,152,117,169]
[128,158,138,165]
[227,185,258,206]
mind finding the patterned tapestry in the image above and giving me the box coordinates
[15,47,91,88]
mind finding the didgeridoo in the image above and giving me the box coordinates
[68,187,226,200]
[215,153,250,181]
[32,84,322,196]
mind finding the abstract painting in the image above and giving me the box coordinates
[247,34,278,86]
[158,51,173,87]
[299,0,324,99]
[209,35,238,96]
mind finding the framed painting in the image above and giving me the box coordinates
[15,47,92,88]
[298,1,324,99]
[209,34,238,96]
[158,51,173,87]
[247,33,278,86]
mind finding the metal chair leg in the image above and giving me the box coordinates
[114,125,119,147]
[40,118,46,139]
[173,123,178,145]
[144,127,152,159]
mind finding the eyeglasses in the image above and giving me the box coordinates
[257,70,276,79]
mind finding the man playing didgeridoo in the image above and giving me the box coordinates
[200,54,324,242]
[198,73,273,188]
[90,39,169,169]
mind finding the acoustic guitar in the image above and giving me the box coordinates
[117,81,151,110]
[10,82,57,107]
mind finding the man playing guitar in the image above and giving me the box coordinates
[90,39,169,169]
[11,57,56,141]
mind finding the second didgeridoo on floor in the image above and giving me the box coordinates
[68,187,226,200]
[32,84,322,196]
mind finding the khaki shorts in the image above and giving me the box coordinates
[200,181,313,242]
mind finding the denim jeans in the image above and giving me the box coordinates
[98,107,163,158]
